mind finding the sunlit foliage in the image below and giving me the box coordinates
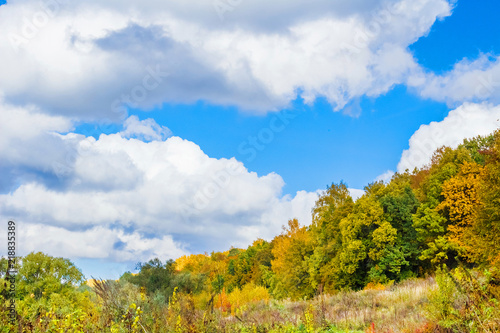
[2,130,500,331]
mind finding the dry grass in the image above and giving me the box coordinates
[199,277,437,332]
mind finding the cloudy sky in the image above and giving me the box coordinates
[1,0,500,279]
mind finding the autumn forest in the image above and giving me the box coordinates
[2,130,500,332]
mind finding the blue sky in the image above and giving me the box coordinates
[1,0,500,279]
[73,0,500,195]
[119,88,450,194]
[411,0,500,72]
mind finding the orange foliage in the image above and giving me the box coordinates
[437,161,483,260]
[271,219,310,273]
[213,288,231,313]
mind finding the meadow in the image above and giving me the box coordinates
[2,130,500,332]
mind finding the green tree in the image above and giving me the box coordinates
[17,252,84,300]
[412,146,472,270]
[459,132,496,165]
[271,219,314,299]
[334,183,399,288]
[308,182,354,292]
[128,258,175,296]
[226,239,273,291]
[13,252,95,329]
[378,173,420,279]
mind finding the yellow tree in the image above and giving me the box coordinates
[175,253,211,273]
[436,161,483,261]
[411,146,473,269]
[472,130,500,269]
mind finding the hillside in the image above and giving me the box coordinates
[2,130,500,332]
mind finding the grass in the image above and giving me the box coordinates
[7,272,500,332]
[198,277,436,332]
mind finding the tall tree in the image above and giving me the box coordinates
[333,183,403,288]
[379,173,420,280]
[271,219,314,299]
[308,182,354,292]
[412,146,472,270]
[471,130,500,269]
[436,161,483,262]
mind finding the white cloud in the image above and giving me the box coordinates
[375,170,395,183]
[0,0,452,118]
[409,54,500,106]
[397,102,500,172]
[7,0,500,279]
[0,105,319,261]
[0,98,77,191]
[120,115,172,141]
[20,223,188,262]
[348,188,365,201]
[3,0,499,119]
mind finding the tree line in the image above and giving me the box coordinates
[124,129,500,301]
[1,130,500,331]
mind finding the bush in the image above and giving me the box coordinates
[426,265,500,332]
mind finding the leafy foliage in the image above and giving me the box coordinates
[3,130,500,331]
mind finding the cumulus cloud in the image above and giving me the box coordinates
[397,102,500,172]
[20,224,188,262]
[0,0,452,119]
[7,0,500,276]
[0,98,75,192]
[120,115,172,141]
[0,104,319,262]
[409,54,500,106]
